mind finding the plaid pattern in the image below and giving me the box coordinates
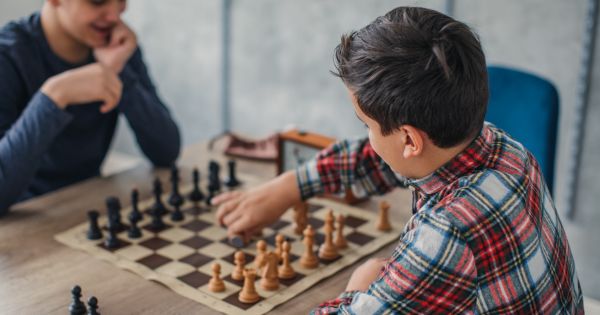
[296,123,583,314]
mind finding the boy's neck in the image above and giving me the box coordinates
[413,137,474,179]
[41,4,91,64]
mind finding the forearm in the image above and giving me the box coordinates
[296,138,401,200]
[119,66,180,167]
[0,92,72,214]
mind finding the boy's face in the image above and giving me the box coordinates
[53,0,127,48]
[349,90,416,177]
[348,90,420,178]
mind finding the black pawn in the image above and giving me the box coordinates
[87,296,100,315]
[104,224,120,249]
[224,160,241,187]
[168,166,184,208]
[69,285,87,315]
[150,178,168,216]
[128,214,142,239]
[171,203,184,221]
[208,161,221,192]
[150,205,166,231]
[188,168,204,203]
[105,196,124,232]
[86,210,103,240]
[129,189,143,222]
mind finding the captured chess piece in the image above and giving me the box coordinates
[228,234,246,248]
[105,196,124,232]
[224,160,241,188]
[260,252,279,291]
[150,178,168,216]
[254,240,268,272]
[377,200,392,231]
[129,188,143,222]
[208,263,226,292]
[300,225,319,269]
[168,166,184,208]
[86,210,102,240]
[188,168,205,204]
[69,285,87,315]
[318,209,339,260]
[334,213,348,249]
[231,251,246,281]
[278,241,296,279]
[238,268,261,304]
[87,296,99,315]
[293,202,308,235]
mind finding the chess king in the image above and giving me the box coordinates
[214,6,583,314]
[0,0,180,214]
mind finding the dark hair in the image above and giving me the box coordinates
[333,7,488,148]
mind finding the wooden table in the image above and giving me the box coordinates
[0,142,412,314]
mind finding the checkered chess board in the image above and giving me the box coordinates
[55,179,402,314]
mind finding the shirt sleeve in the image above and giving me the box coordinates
[0,54,72,214]
[295,137,403,200]
[310,211,478,315]
[117,47,181,167]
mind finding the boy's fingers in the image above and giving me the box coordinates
[216,196,241,225]
[222,207,242,227]
[212,191,241,206]
[228,216,253,236]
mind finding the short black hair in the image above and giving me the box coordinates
[333,7,488,148]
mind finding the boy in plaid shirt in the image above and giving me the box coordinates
[214,7,583,314]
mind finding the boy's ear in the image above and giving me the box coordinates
[400,125,424,159]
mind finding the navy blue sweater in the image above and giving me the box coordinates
[0,13,181,214]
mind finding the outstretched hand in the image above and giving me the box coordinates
[213,171,302,241]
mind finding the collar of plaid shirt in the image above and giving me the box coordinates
[405,124,494,197]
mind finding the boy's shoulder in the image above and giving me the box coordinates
[0,13,39,57]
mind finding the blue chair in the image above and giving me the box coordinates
[485,65,559,194]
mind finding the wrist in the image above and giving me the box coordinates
[41,76,68,109]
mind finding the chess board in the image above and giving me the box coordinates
[55,174,402,315]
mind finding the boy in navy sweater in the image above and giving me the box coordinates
[0,0,181,213]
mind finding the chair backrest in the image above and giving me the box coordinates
[485,65,559,194]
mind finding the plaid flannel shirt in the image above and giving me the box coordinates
[296,123,583,314]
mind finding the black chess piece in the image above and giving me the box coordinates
[128,213,142,239]
[188,168,204,203]
[150,203,166,231]
[170,202,184,221]
[224,160,241,187]
[87,296,100,315]
[86,210,103,240]
[105,196,124,232]
[104,223,120,249]
[207,160,221,192]
[150,178,168,216]
[168,166,184,208]
[69,285,87,315]
[129,188,143,222]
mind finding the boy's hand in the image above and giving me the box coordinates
[41,63,123,113]
[94,22,138,73]
[345,257,387,291]
[214,171,302,240]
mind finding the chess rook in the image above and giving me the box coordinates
[238,268,261,304]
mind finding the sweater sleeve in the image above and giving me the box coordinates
[0,54,72,214]
[117,48,181,167]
